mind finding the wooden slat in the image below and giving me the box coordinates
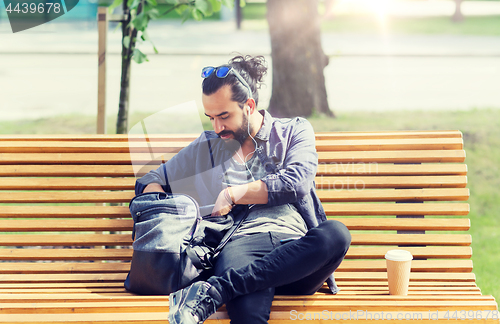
[0,191,134,204]
[0,233,470,247]
[337,260,473,273]
[0,219,133,232]
[0,272,476,284]
[0,188,469,204]
[0,249,133,261]
[323,203,470,216]
[0,142,187,154]
[344,246,472,259]
[0,293,494,303]
[0,165,137,177]
[0,178,134,191]
[350,234,471,246]
[0,301,167,314]
[0,134,199,141]
[315,138,463,151]
[0,312,498,324]
[0,246,471,261]
[316,176,467,189]
[0,218,470,232]
[0,234,132,246]
[0,153,168,165]
[0,273,128,283]
[0,176,467,191]
[0,260,473,275]
[316,188,470,202]
[0,204,471,219]
[0,150,466,165]
[0,293,166,302]
[0,283,125,289]
[314,130,464,140]
[318,150,466,163]
[0,206,130,218]
[331,218,470,231]
[336,281,478,287]
[316,164,468,176]
[0,131,463,141]
[0,163,469,177]
[0,300,496,315]
[335,272,477,282]
[0,138,463,154]
[0,263,130,274]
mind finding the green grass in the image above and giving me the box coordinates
[1,108,499,302]
[320,15,500,36]
[240,2,500,36]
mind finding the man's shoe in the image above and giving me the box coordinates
[168,281,223,324]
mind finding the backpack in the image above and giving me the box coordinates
[124,191,240,295]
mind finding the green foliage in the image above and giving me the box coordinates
[108,0,242,64]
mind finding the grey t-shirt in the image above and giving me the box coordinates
[222,153,308,237]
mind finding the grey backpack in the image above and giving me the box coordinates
[124,192,239,295]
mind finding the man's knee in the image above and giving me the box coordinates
[315,220,351,254]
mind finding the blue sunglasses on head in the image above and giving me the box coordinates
[201,65,253,99]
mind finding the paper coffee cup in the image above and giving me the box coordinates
[385,250,413,295]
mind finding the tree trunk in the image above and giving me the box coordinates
[266,0,333,118]
[116,1,142,134]
[452,0,464,23]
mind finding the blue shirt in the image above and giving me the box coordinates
[135,109,338,293]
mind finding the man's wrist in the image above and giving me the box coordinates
[224,187,235,206]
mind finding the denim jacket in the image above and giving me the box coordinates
[135,110,339,294]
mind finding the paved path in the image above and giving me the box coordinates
[1,16,500,121]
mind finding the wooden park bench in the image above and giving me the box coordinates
[0,130,498,323]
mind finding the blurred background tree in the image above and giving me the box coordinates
[267,0,333,118]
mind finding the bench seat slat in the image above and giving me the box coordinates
[0,293,494,303]
[0,272,477,283]
[0,246,472,261]
[0,188,470,203]
[0,175,468,190]
[0,260,473,274]
[0,300,496,314]
[1,312,499,324]
[0,233,471,246]
[0,164,469,177]
[0,218,471,232]
[337,260,473,273]
[0,281,478,290]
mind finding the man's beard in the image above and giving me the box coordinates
[218,113,250,145]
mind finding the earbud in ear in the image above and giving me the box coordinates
[247,106,250,115]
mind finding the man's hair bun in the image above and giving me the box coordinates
[229,54,268,90]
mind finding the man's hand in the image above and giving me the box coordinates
[211,188,234,216]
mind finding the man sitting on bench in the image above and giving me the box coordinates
[135,54,351,324]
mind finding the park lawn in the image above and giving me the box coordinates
[1,108,499,302]
[239,2,500,36]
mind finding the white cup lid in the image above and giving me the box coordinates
[385,249,413,261]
